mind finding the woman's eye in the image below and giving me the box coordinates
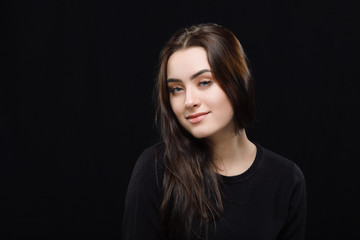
[199,81,212,87]
[168,86,183,93]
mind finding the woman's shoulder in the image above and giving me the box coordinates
[123,143,165,239]
[135,142,164,166]
[130,142,165,185]
[257,143,305,183]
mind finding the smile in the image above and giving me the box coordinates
[186,112,210,124]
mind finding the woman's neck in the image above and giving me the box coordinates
[211,129,257,177]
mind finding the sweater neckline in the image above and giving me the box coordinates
[218,142,263,184]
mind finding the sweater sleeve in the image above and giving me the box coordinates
[278,163,307,240]
[122,147,162,240]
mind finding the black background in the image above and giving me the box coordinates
[1,0,359,239]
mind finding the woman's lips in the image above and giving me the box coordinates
[186,112,209,124]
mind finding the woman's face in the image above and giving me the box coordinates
[167,47,235,140]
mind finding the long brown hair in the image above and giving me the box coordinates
[155,23,255,239]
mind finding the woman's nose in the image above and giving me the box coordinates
[184,89,200,108]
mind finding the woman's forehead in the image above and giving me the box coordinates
[167,47,211,80]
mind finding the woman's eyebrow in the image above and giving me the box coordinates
[167,78,182,83]
[190,69,211,80]
[167,69,212,83]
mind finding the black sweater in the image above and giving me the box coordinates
[122,143,306,240]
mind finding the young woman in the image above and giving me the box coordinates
[122,23,306,240]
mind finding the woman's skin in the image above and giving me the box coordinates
[167,47,257,176]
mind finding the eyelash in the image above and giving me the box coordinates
[168,87,183,93]
[168,80,213,94]
[199,80,212,87]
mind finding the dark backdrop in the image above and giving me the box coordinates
[1,0,359,239]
